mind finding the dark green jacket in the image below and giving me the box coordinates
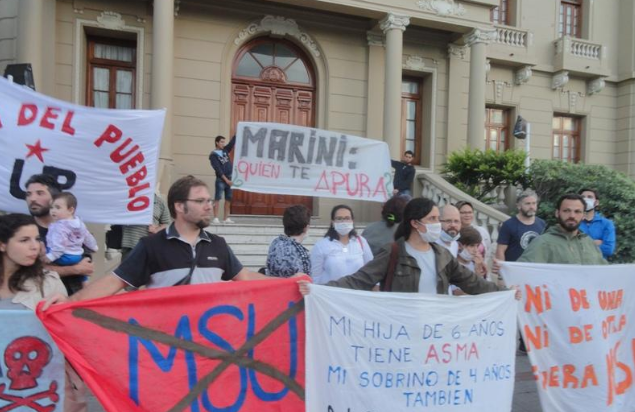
[327,238,502,294]
[517,225,607,265]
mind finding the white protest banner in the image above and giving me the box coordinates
[305,286,517,411]
[501,262,635,412]
[0,310,65,411]
[0,76,165,224]
[232,122,393,202]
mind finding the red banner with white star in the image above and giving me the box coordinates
[0,77,165,224]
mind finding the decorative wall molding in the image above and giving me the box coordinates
[464,28,497,47]
[487,80,511,104]
[485,59,491,74]
[379,13,411,33]
[515,66,533,85]
[587,77,606,95]
[366,31,384,47]
[447,43,467,59]
[552,71,569,89]
[174,0,181,17]
[234,15,321,57]
[567,91,582,113]
[96,11,126,30]
[403,55,437,71]
[416,0,466,17]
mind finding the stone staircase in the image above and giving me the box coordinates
[205,217,331,272]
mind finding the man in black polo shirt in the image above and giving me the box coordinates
[46,175,272,303]
[25,174,94,295]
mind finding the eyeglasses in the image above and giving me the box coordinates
[184,198,213,205]
[459,211,473,215]
[333,217,353,222]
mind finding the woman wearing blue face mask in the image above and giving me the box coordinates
[303,198,502,295]
[310,205,373,284]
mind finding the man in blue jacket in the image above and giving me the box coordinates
[209,135,236,224]
[578,188,616,259]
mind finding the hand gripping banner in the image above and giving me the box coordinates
[0,310,65,412]
[501,262,635,412]
[36,279,305,412]
[0,76,165,224]
[304,285,518,412]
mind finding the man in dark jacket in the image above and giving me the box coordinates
[209,135,236,224]
[391,150,415,197]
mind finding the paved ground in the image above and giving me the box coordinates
[87,353,542,411]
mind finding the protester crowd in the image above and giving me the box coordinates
[0,145,616,412]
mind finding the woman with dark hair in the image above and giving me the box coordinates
[311,205,373,284]
[300,198,502,294]
[455,200,492,259]
[0,213,66,308]
[0,213,87,411]
[266,205,312,278]
[362,195,410,256]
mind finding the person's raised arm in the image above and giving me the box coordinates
[42,272,126,309]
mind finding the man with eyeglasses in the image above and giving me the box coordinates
[435,204,462,258]
[45,175,272,305]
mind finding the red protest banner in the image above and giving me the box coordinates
[36,278,305,412]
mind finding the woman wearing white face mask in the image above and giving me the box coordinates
[310,205,373,284]
[301,198,502,295]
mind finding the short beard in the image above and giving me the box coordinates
[558,217,580,233]
[519,209,535,218]
[195,220,208,229]
[29,206,50,218]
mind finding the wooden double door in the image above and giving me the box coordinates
[230,82,314,215]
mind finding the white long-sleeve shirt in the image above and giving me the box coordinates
[310,236,373,285]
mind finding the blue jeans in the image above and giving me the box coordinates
[53,254,88,282]
[214,179,233,201]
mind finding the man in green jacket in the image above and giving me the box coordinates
[517,193,606,265]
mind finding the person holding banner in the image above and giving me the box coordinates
[311,205,373,285]
[44,175,276,305]
[517,193,607,264]
[0,213,88,411]
[25,174,94,295]
[300,198,504,295]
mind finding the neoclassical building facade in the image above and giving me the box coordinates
[1,0,634,221]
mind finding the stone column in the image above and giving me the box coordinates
[446,44,469,155]
[464,29,496,150]
[152,0,175,190]
[380,13,410,157]
[17,0,44,91]
[365,31,385,140]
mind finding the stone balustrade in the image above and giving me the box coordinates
[417,171,510,244]
[493,25,532,48]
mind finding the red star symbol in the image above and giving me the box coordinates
[25,139,50,163]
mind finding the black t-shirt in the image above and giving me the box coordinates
[498,216,546,261]
[114,224,243,288]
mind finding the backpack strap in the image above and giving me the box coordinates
[382,242,400,292]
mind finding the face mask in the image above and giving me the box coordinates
[440,230,460,243]
[459,248,474,262]
[334,222,354,236]
[418,223,442,243]
[584,198,595,212]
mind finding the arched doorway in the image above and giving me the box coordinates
[230,37,315,215]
